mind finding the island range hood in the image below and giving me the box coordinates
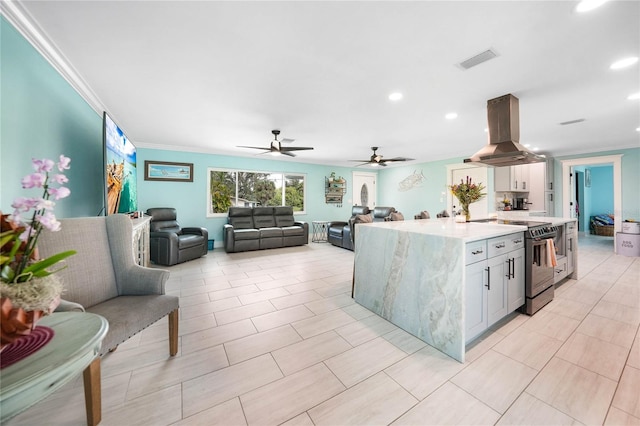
[464,94,545,166]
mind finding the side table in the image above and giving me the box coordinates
[312,221,330,243]
[0,312,109,426]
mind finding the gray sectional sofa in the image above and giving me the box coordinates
[223,206,309,253]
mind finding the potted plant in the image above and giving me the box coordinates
[1,155,76,349]
[449,176,486,222]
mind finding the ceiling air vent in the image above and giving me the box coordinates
[559,118,586,125]
[457,49,498,70]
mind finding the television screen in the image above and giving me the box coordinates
[103,112,138,215]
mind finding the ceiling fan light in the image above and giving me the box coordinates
[270,151,281,156]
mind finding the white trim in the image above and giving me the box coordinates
[561,155,622,252]
[1,0,105,116]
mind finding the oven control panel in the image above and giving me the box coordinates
[528,225,558,239]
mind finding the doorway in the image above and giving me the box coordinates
[561,155,622,252]
[351,172,377,208]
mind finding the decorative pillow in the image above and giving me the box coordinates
[354,214,373,224]
[420,210,430,219]
[389,212,404,221]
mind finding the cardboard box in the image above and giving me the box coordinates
[622,222,640,234]
[617,233,640,257]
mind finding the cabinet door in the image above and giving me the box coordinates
[494,167,512,192]
[564,222,576,274]
[513,165,525,191]
[527,163,546,211]
[465,260,488,342]
[487,255,508,327]
[507,248,525,312]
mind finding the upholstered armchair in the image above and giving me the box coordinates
[146,208,208,266]
[38,214,179,356]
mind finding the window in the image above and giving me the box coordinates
[207,168,306,216]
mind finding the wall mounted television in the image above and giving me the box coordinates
[103,112,138,215]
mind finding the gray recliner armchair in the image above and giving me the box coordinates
[146,208,208,266]
[38,214,179,356]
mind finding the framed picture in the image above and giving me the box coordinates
[585,168,591,188]
[144,161,193,182]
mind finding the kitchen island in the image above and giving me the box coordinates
[353,217,576,362]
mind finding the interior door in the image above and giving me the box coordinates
[450,165,489,218]
[351,172,377,208]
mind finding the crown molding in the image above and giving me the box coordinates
[1,0,104,116]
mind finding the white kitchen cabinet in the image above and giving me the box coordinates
[554,257,568,284]
[565,222,576,275]
[527,162,546,211]
[487,255,508,326]
[507,248,525,312]
[494,165,530,192]
[465,260,489,342]
[465,232,525,342]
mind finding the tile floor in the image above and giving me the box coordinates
[7,233,640,425]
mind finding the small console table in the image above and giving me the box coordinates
[0,312,108,426]
[312,221,330,243]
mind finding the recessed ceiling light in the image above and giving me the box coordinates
[445,112,458,120]
[484,128,488,132]
[610,57,639,70]
[524,144,531,148]
[636,127,640,132]
[628,92,640,100]
[388,92,403,101]
[533,147,540,151]
[576,0,608,13]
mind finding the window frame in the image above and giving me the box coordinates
[206,167,307,217]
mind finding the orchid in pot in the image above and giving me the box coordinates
[0,155,76,349]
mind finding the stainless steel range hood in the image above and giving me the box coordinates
[464,94,545,166]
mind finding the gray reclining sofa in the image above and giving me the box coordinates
[223,206,309,253]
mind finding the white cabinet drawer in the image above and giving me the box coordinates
[487,232,524,258]
[553,257,568,284]
[465,241,487,265]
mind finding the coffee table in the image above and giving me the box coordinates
[0,312,108,426]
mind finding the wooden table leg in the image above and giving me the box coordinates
[82,357,101,426]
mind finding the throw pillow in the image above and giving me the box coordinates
[389,212,404,221]
[354,214,373,224]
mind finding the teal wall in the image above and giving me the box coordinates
[3,16,639,243]
[137,147,369,244]
[0,17,104,217]
[589,166,614,215]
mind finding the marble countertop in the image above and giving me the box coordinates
[360,219,527,242]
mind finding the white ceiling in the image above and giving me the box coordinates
[7,0,640,167]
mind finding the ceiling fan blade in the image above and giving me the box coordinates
[349,159,374,162]
[280,146,314,151]
[280,151,296,157]
[237,145,271,151]
[383,157,415,162]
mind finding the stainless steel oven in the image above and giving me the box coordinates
[525,224,558,314]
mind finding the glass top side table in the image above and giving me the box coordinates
[312,221,330,243]
[1,312,108,426]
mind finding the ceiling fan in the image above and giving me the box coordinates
[237,130,314,157]
[350,147,415,167]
